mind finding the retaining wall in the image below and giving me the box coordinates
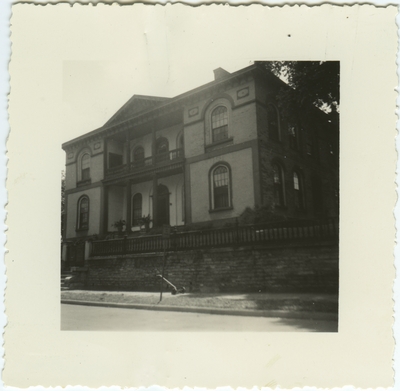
[83,240,338,293]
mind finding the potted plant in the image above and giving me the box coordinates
[138,214,152,232]
[112,219,126,236]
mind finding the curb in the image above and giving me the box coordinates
[61,299,338,321]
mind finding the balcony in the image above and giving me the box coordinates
[104,148,184,181]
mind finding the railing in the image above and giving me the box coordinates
[106,164,127,176]
[105,149,184,177]
[91,218,339,257]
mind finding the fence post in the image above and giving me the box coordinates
[123,235,127,254]
[84,240,92,261]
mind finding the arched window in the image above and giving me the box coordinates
[272,163,285,207]
[211,106,228,143]
[267,104,280,141]
[293,171,305,210]
[132,193,142,226]
[211,164,231,209]
[80,153,91,181]
[77,196,89,230]
[155,138,169,162]
[132,146,145,167]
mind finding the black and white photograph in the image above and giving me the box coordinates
[4,3,396,388]
[60,60,340,332]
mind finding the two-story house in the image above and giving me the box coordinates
[62,62,339,242]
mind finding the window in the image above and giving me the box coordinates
[77,196,89,230]
[156,138,169,162]
[108,152,123,168]
[211,164,231,209]
[81,153,90,180]
[211,106,228,143]
[132,193,142,226]
[288,124,300,150]
[267,104,280,141]
[132,146,145,167]
[293,171,305,210]
[272,163,285,207]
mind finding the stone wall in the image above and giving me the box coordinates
[84,240,338,294]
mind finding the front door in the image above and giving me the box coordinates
[157,184,170,226]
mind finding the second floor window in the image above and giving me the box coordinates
[81,153,90,181]
[211,106,228,143]
[267,104,280,141]
[288,125,299,150]
[133,146,145,166]
[156,138,169,162]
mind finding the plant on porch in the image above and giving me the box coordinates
[112,219,126,236]
[137,214,152,232]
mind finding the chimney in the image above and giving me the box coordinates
[213,67,231,81]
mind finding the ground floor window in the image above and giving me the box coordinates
[211,164,231,209]
[132,193,142,226]
[77,195,89,230]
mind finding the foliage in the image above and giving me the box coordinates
[138,214,152,226]
[112,219,126,231]
[263,61,339,127]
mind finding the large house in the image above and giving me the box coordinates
[62,62,339,242]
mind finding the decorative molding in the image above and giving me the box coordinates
[188,107,199,117]
[94,142,101,150]
[68,152,74,159]
[237,87,249,100]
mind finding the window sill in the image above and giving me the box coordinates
[77,179,91,187]
[209,206,233,213]
[205,137,233,151]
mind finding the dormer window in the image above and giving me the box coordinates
[211,106,228,143]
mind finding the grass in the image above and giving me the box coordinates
[61,290,338,313]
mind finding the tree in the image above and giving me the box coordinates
[263,61,340,128]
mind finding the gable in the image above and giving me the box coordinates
[104,95,170,127]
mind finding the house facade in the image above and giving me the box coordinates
[62,63,339,241]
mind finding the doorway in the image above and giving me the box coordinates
[157,184,170,226]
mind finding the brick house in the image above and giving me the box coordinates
[62,62,339,242]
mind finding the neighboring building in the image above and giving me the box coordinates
[62,63,339,241]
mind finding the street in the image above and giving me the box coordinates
[61,304,338,332]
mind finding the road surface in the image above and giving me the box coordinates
[61,304,337,332]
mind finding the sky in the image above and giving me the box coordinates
[9,4,272,172]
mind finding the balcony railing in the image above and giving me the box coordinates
[105,148,184,177]
[91,218,339,257]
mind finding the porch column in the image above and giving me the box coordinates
[103,138,108,174]
[101,185,109,235]
[126,130,131,172]
[152,175,158,227]
[151,125,157,165]
[126,180,132,232]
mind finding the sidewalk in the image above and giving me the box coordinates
[61,290,338,321]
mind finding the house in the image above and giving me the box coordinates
[62,62,339,242]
